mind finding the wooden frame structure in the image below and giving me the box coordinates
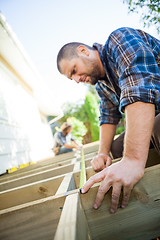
[0,141,160,240]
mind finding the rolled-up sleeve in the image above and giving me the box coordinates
[96,81,122,125]
[109,29,160,112]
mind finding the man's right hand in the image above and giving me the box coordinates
[91,153,112,171]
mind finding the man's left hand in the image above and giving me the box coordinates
[81,157,144,213]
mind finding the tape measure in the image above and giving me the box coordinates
[79,147,86,188]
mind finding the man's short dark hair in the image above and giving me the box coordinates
[57,42,93,73]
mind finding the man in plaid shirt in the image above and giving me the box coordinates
[57,27,160,213]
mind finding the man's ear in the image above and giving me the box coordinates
[76,45,90,56]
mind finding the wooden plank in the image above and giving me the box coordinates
[0,174,64,210]
[73,161,80,172]
[48,151,76,163]
[0,144,97,181]
[0,194,66,240]
[73,168,95,190]
[0,150,77,177]
[84,152,97,161]
[0,164,74,191]
[85,159,92,168]
[80,164,160,240]
[83,141,99,155]
[55,173,76,195]
[0,142,159,240]
[0,158,72,183]
[80,148,86,188]
[54,192,91,240]
[73,171,81,189]
[32,153,76,170]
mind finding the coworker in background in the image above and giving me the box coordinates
[56,27,160,213]
[53,122,80,155]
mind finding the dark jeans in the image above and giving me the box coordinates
[110,113,160,159]
[57,146,73,155]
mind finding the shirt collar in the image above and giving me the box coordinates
[93,42,104,64]
[93,43,119,95]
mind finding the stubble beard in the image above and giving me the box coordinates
[90,76,98,85]
[85,59,103,85]
[90,66,102,85]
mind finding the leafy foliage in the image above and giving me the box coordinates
[86,85,99,103]
[123,0,160,33]
[84,91,100,142]
[49,90,125,143]
[67,117,87,144]
[61,101,88,123]
[116,113,125,134]
[59,90,100,143]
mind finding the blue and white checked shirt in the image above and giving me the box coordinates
[94,27,160,126]
[53,131,74,148]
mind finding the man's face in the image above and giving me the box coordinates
[60,54,102,85]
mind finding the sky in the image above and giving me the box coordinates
[0,0,159,108]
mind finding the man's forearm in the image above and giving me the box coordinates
[98,124,117,154]
[124,102,155,167]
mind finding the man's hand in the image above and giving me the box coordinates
[91,153,112,171]
[82,102,154,213]
[81,157,144,213]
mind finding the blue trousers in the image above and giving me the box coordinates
[57,146,73,155]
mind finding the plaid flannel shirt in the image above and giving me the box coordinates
[53,131,74,148]
[94,27,160,126]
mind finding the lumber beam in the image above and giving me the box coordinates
[54,192,91,240]
[80,148,86,188]
[0,158,72,183]
[0,142,159,240]
[0,194,66,240]
[0,163,74,191]
[0,151,94,185]
[55,173,76,196]
[73,161,80,172]
[83,141,99,155]
[80,164,160,240]
[0,174,65,210]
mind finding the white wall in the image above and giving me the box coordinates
[0,62,54,174]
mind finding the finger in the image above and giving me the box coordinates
[91,159,99,170]
[121,185,132,209]
[94,181,111,209]
[91,158,105,171]
[105,156,112,167]
[110,183,122,213]
[94,161,105,172]
[80,168,106,193]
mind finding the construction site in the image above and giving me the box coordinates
[0,2,160,239]
[0,141,160,240]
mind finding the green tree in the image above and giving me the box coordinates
[123,0,160,33]
[61,101,87,123]
[67,117,87,144]
[87,85,99,102]
[60,90,100,144]
[84,91,100,142]
[116,114,125,134]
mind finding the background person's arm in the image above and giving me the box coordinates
[63,143,79,149]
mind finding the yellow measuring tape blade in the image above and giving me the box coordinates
[79,148,86,188]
